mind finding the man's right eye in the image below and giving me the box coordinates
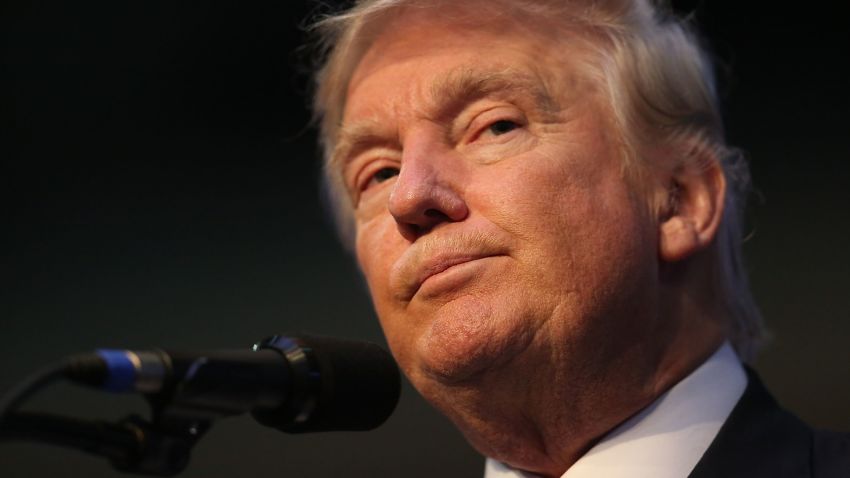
[366,167,400,188]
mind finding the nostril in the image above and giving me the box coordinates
[424,209,449,220]
[397,209,448,241]
[396,222,423,242]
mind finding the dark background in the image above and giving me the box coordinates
[1,1,848,476]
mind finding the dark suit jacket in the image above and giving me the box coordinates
[689,369,850,478]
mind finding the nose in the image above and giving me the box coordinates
[388,143,468,241]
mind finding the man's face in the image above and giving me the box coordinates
[338,7,663,408]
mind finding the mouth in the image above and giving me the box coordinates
[389,232,510,302]
[405,253,503,301]
[421,255,488,282]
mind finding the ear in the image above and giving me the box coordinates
[658,149,726,263]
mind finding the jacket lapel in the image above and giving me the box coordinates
[689,368,812,478]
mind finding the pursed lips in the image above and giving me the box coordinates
[416,254,492,289]
[390,237,508,302]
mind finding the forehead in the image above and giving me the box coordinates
[347,5,576,99]
[339,5,592,138]
[342,65,560,132]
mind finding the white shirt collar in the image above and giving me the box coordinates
[484,342,747,478]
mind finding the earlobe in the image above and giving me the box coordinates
[658,152,726,263]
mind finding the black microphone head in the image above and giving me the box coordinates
[252,335,401,433]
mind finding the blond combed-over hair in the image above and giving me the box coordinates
[309,0,765,361]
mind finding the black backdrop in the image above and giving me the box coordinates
[2,2,848,476]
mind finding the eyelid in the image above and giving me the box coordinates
[463,106,526,143]
[347,149,400,202]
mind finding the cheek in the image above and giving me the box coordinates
[355,217,396,296]
[558,180,656,321]
[474,147,651,291]
[354,216,415,354]
[469,153,600,244]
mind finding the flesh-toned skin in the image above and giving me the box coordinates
[337,4,726,476]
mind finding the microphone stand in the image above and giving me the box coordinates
[0,357,217,476]
[1,406,212,476]
[0,335,401,475]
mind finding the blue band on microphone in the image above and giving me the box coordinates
[96,349,137,392]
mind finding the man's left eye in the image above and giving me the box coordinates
[487,119,520,136]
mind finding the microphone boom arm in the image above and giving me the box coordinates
[0,334,400,476]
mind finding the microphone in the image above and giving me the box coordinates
[63,335,401,433]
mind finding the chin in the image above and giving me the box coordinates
[408,295,534,386]
[416,327,495,384]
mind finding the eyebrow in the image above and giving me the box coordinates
[430,67,560,120]
[329,119,395,182]
[330,67,560,172]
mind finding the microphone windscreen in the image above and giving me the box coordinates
[254,335,401,433]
